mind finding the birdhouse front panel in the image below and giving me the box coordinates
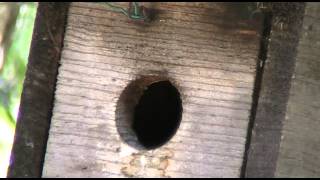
[42,2,263,178]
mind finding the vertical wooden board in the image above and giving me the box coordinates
[275,3,320,177]
[42,2,262,178]
[243,3,306,178]
[7,3,69,178]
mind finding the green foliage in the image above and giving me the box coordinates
[0,2,37,177]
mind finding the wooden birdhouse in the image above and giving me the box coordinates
[7,2,320,178]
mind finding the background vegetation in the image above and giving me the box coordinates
[0,2,37,177]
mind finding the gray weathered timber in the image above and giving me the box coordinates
[275,3,320,177]
[42,2,263,178]
[243,3,306,178]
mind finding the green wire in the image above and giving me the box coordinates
[104,2,146,20]
[104,2,128,17]
[133,2,139,16]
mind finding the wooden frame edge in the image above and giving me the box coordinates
[7,2,70,178]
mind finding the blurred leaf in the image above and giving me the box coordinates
[1,2,36,120]
[0,2,37,177]
[0,106,14,129]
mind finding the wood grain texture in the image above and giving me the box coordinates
[275,3,320,177]
[42,2,262,178]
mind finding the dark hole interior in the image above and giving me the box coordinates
[132,80,182,149]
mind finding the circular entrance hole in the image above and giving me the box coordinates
[133,80,182,149]
[115,77,182,150]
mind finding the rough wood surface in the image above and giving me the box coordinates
[275,3,320,177]
[42,2,262,178]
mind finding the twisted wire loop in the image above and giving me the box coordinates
[104,2,148,21]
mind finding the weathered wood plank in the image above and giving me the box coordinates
[42,2,262,178]
[275,2,320,177]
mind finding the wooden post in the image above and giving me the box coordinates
[244,2,306,178]
[7,3,69,178]
[275,3,320,177]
